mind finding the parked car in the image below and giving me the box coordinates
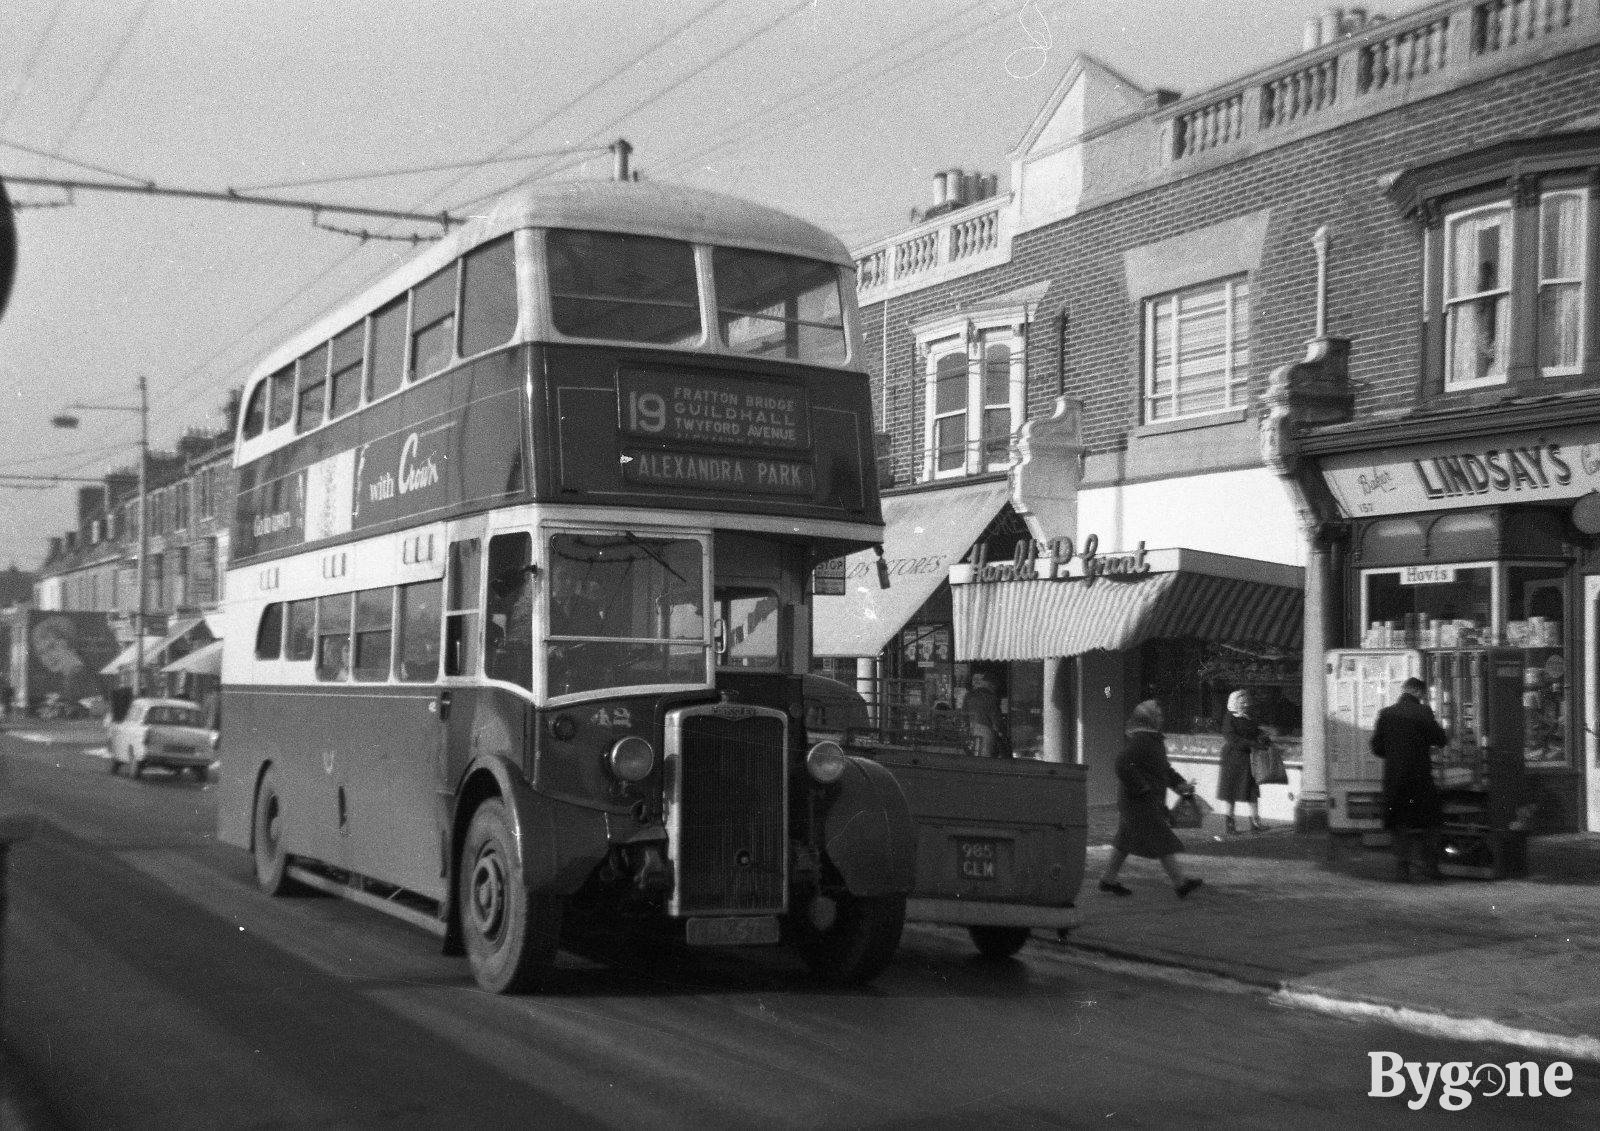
[105,697,218,781]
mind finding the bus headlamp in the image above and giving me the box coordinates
[806,740,848,785]
[607,736,655,782]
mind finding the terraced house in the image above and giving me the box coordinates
[815,0,1600,834]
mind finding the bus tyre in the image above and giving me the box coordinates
[460,800,562,994]
[252,771,298,896]
[798,892,905,986]
[968,925,1031,960]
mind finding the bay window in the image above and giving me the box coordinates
[1390,134,1600,395]
[920,320,1024,480]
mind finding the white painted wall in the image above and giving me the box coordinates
[1078,467,1304,567]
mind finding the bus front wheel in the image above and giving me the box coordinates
[252,770,299,896]
[796,891,905,986]
[459,800,562,994]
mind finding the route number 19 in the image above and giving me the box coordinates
[628,391,667,434]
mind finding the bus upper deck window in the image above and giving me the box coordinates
[268,365,296,430]
[328,322,365,420]
[547,230,700,345]
[295,343,329,434]
[714,248,845,366]
[369,296,407,401]
[410,266,457,383]
[242,381,268,440]
[460,235,517,356]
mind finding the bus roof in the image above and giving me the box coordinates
[242,179,853,387]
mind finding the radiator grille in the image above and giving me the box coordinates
[672,710,787,915]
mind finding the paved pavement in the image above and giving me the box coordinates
[1058,804,1600,1060]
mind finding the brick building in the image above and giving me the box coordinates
[36,424,234,694]
[817,0,1600,832]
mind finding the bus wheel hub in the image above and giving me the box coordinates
[470,854,506,934]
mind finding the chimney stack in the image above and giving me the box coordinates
[611,138,633,182]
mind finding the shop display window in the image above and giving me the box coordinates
[1139,638,1302,739]
[1361,564,1494,647]
[1359,561,1569,769]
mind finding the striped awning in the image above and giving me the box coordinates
[954,569,1302,661]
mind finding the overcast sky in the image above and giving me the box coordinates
[0,0,1421,572]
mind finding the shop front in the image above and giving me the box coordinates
[951,544,1305,811]
[1320,425,1600,832]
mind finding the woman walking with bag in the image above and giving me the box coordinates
[1099,699,1203,899]
[1217,689,1269,834]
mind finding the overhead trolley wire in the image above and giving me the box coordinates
[0,0,68,136]
[44,0,155,166]
[653,0,1010,186]
[144,0,741,419]
[447,0,816,217]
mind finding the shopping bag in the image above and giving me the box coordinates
[1168,793,1206,829]
[1251,741,1289,785]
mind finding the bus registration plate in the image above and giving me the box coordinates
[685,915,780,947]
[957,838,1000,881]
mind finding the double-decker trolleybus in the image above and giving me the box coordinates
[216,176,915,992]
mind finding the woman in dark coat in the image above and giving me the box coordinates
[1217,689,1268,834]
[1099,700,1203,899]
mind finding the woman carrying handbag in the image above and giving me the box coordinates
[1098,699,1203,900]
[1217,690,1270,833]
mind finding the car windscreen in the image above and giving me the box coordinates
[146,706,204,726]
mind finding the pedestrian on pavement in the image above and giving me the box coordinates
[1099,699,1203,899]
[963,670,1008,758]
[1370,675,1448,882]
[1217,689,1269,834]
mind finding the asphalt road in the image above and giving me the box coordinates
[3,722,1597,1129]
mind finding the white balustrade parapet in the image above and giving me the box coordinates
[854,194,1014,304]
[1160,0,1598,168]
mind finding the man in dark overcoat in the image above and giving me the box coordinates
[1370,676,1449,881]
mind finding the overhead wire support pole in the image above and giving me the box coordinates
[0,174,459,231]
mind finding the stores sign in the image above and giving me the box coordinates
[968,535,1150,585]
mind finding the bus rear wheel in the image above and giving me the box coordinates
[796,891,905,987]
[252,770,299,896]
[459,800,562,994]
[968,925,1031,959]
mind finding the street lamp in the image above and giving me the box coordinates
[52,375,149,698]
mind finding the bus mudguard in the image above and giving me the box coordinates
[821,755,916,897]
[455,756,612,896]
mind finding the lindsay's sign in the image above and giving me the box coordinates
[960,535,1152,585]
[1322,426,1600,518]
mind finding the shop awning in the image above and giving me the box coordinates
[954,564,1303,661]
[813,478,1012,658]
[100,636,165,675]
[161,639,222,676]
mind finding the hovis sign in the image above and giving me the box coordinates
[1320,424,1600,518]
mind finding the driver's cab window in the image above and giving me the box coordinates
[716,590,784,670]
[544,530,707,697]
[713,533,806,673]
[485,531,534,690]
